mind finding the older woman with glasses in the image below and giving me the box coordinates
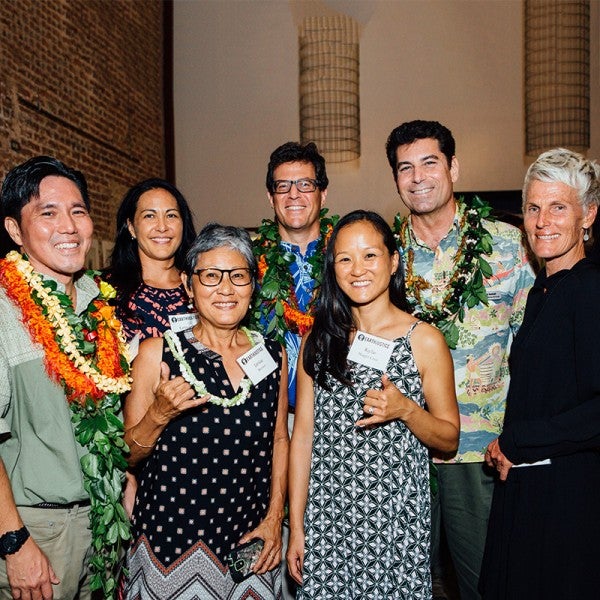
[124,223,289,600]
[480,149,600,599]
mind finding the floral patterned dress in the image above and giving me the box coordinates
[117,283,191,342]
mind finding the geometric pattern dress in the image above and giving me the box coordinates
[298,323,431,599]
[126,329,283,600]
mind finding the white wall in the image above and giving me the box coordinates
[173,0,600,227]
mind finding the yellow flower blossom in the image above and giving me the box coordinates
[99,280,117,300]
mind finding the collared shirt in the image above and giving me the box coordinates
[0,272,99,505]
[403,209,535,462]
[261,238,319,409]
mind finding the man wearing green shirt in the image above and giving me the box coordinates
[0,156,123,600]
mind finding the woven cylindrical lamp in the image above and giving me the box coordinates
[524,0,590,154]
[299,15,360,163]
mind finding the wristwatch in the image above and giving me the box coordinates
[0,526,30,558]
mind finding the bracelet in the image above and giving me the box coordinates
[130,432,156,449]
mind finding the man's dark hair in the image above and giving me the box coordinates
[266,141,329,193]
[385,120,456,178]
[0,155,89,255]
[1,155,90,222]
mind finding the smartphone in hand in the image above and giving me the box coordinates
[225,538,264,583]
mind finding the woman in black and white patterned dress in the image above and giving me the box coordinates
[287,211,459,599]
[124,223,289,600]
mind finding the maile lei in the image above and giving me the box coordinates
[250,208,338,345]
[393,196,495,349]
[0,251,131,599]
[164,328,257,407]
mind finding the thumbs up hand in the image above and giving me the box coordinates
[355,374,415,428]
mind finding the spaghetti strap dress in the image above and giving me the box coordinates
[298,322,431,599]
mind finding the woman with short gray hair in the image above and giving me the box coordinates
[481,148,600,599]
[522,146,600,213]
[124,222,288,600]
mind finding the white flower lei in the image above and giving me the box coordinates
[164,327,257,407]
[9,251,131,394]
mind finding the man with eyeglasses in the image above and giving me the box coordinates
[251,141,337,599]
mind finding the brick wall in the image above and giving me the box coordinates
[0,0,165,248]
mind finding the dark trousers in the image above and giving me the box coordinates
[432,462,494,600]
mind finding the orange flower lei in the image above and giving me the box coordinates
[0,251,130,403]
[250,209,338,345]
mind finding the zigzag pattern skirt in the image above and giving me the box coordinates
[126,536,281,600]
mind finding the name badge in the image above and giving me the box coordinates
[236,343,278,385]
[347,330,394,372]
[169,312,199,332]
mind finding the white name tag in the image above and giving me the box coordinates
[236,343,278,385]
[169,312,199,332]
[347,330,394,372]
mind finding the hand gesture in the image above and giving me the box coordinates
[150,362,208,425]
[356,374,414,428]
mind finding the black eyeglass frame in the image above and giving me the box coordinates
[193,268,254,287]
[272,178,318,194]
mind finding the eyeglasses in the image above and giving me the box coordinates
[193,268,253,287]
[272,178,318,194]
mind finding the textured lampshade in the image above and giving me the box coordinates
[524,0,590,154]
[299,15,360,163]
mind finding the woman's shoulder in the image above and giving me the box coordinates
[132,335,165,371]
[574,257,600,276]
[138,334,165,354]
[407,320,449,354]
[565,259,600,291]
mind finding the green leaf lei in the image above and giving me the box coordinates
[71,393,131,597]
[41,278,130,598]
[393,195,495,349]
[250,209,339,345]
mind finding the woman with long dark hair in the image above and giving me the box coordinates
[287,210,459,599]
[106,178,197,344]
[105,179,197,525]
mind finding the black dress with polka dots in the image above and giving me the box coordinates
[129,328,282,572]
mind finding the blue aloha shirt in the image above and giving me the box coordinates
[402,207,535,462]
[260,238,319,410]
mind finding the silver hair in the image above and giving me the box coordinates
[523,148,600,211]
[183,222,257,287]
